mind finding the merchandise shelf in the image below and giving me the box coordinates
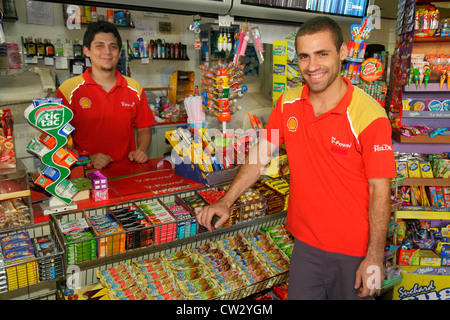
[396,208,450,220]
[0,222,65,300]
[55,210,288,300]
[49,186,284,268]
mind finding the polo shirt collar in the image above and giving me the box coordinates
[82,67,126,88]
[300,77,354,115]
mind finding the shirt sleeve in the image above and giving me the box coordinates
[56,88,72,111]
[359,117,397,179]
[260,96,285,146]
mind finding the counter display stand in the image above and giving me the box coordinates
[24,101,78,215]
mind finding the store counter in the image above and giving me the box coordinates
[32,157,205,223]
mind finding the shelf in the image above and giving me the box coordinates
[414,36,450,43]
[403,178,450,187]
[0,189,31,201]
[401,111,450,119]
[392,130,450,144]
[396,208,450,220]
[71,210,287,271]
[403,82,450,93]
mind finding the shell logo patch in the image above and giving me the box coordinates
[79,97,92,109]
[287,116,298,132]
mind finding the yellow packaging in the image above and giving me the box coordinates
[407,161,421,178]
[396,161,408,177]
[419,162,434,178]
[419,250,441,266]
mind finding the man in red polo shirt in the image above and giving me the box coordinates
[195,17,396,299]
[56,22,155,169]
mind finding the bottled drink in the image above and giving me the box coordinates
[73,39,83,58]
[36,37,45,57]
[45,39,55,57]
[25,36,36,57]
[64,38,73,57]
[55,38,64,56]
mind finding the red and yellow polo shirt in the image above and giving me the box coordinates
[264,77,396,257]
[56,68,155,162]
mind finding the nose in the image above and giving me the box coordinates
[307,56,320,72]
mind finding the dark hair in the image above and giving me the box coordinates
[83,21,122,50]
[295,16,344,52]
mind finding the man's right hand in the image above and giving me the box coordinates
[90,153,113,169]
[194,200,231,232]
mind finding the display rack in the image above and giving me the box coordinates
[0,222,64,300]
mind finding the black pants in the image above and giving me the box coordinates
[288,239,374,300]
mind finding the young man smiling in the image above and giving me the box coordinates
[56,22,155,169]
[195,16,396,300]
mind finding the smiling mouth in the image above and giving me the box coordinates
[309,73,326,81]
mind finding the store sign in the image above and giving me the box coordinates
[35,106,66,130]
[360,57,383,82]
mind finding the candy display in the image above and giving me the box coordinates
[0,231,64,292]
[25,99,80,206]
[62,226,292,300]
[199,61,247,127]
[138,200,176,245]
[58,217,97,264]
[89,213,126,257]
[110,205,152,250]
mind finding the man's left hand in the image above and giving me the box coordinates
[354,257,384,298]
[129,149,149,163]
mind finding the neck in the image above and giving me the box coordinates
[90,67,117,92]
[309,77,347,117]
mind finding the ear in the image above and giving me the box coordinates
[339,43,349,61]
[82,45,90,57]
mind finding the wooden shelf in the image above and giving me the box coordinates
[414,36,450,43]
[392,130,450,144]
[403,178,450,186]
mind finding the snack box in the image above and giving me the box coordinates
[419,250,441,266]
[163,201,197,239]
[397,243,420,266]
[88,213,125,257]
[138,200,176,245]
[109,205,152,249]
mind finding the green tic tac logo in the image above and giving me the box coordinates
[35,106,65,130]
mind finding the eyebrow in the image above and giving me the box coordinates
[297,49,331,56]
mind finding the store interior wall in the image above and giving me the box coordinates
[1,0,398,172]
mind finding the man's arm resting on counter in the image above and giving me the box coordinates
[129,127,152,163]
[195,137,279,231]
